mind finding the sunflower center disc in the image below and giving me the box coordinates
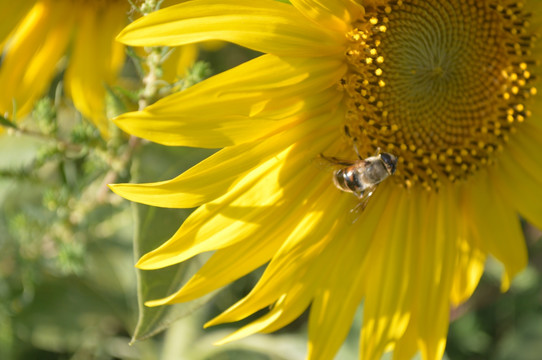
[342,0,537,190]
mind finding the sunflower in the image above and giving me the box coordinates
[111,0,542,359]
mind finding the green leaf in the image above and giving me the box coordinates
[0,115,17,129]
[130,203,214,342]
[130,144,216,343]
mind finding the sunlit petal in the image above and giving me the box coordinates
[114,54,346,147]
[289,0,363,32]
[117,0,345,57]
[110,109,341,208]
[308,185,393,360]
[136,117,339,270]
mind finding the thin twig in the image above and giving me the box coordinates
[7,126,83,153]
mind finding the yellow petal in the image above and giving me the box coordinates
[466,170,527,291]
[363,186,458,360]
[113,54,346,147]
[135,116,339,270]
[382,191,428,360]
[416,186,457,360]
[117,0,344,57]
[492,129,542,230]
[0,0,73,119]
[110,140,275,209]
[205,183,352,326]
[0,0,35,46]
[507,122,542,185]
[161,44,198,82]
[289,0,363,32]
[360,187,415,360]
[148,229,282,305]
[307,185,393,360]
[449,189,485,305]
[110,108,340,208]
[65,2,127,136]
[214,283,312,345]
[145,135,340,305]
[393,324,419,360]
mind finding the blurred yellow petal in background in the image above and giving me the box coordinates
[0,0,127,137]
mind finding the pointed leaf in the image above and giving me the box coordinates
[129,144,216,342]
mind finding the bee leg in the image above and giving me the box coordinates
[352,142,363,160]
[350,201,366,215]
[349,197,370,223]
[352,187,376,211]
[318,153,354,167]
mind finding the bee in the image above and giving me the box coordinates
[321,149,398,212]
